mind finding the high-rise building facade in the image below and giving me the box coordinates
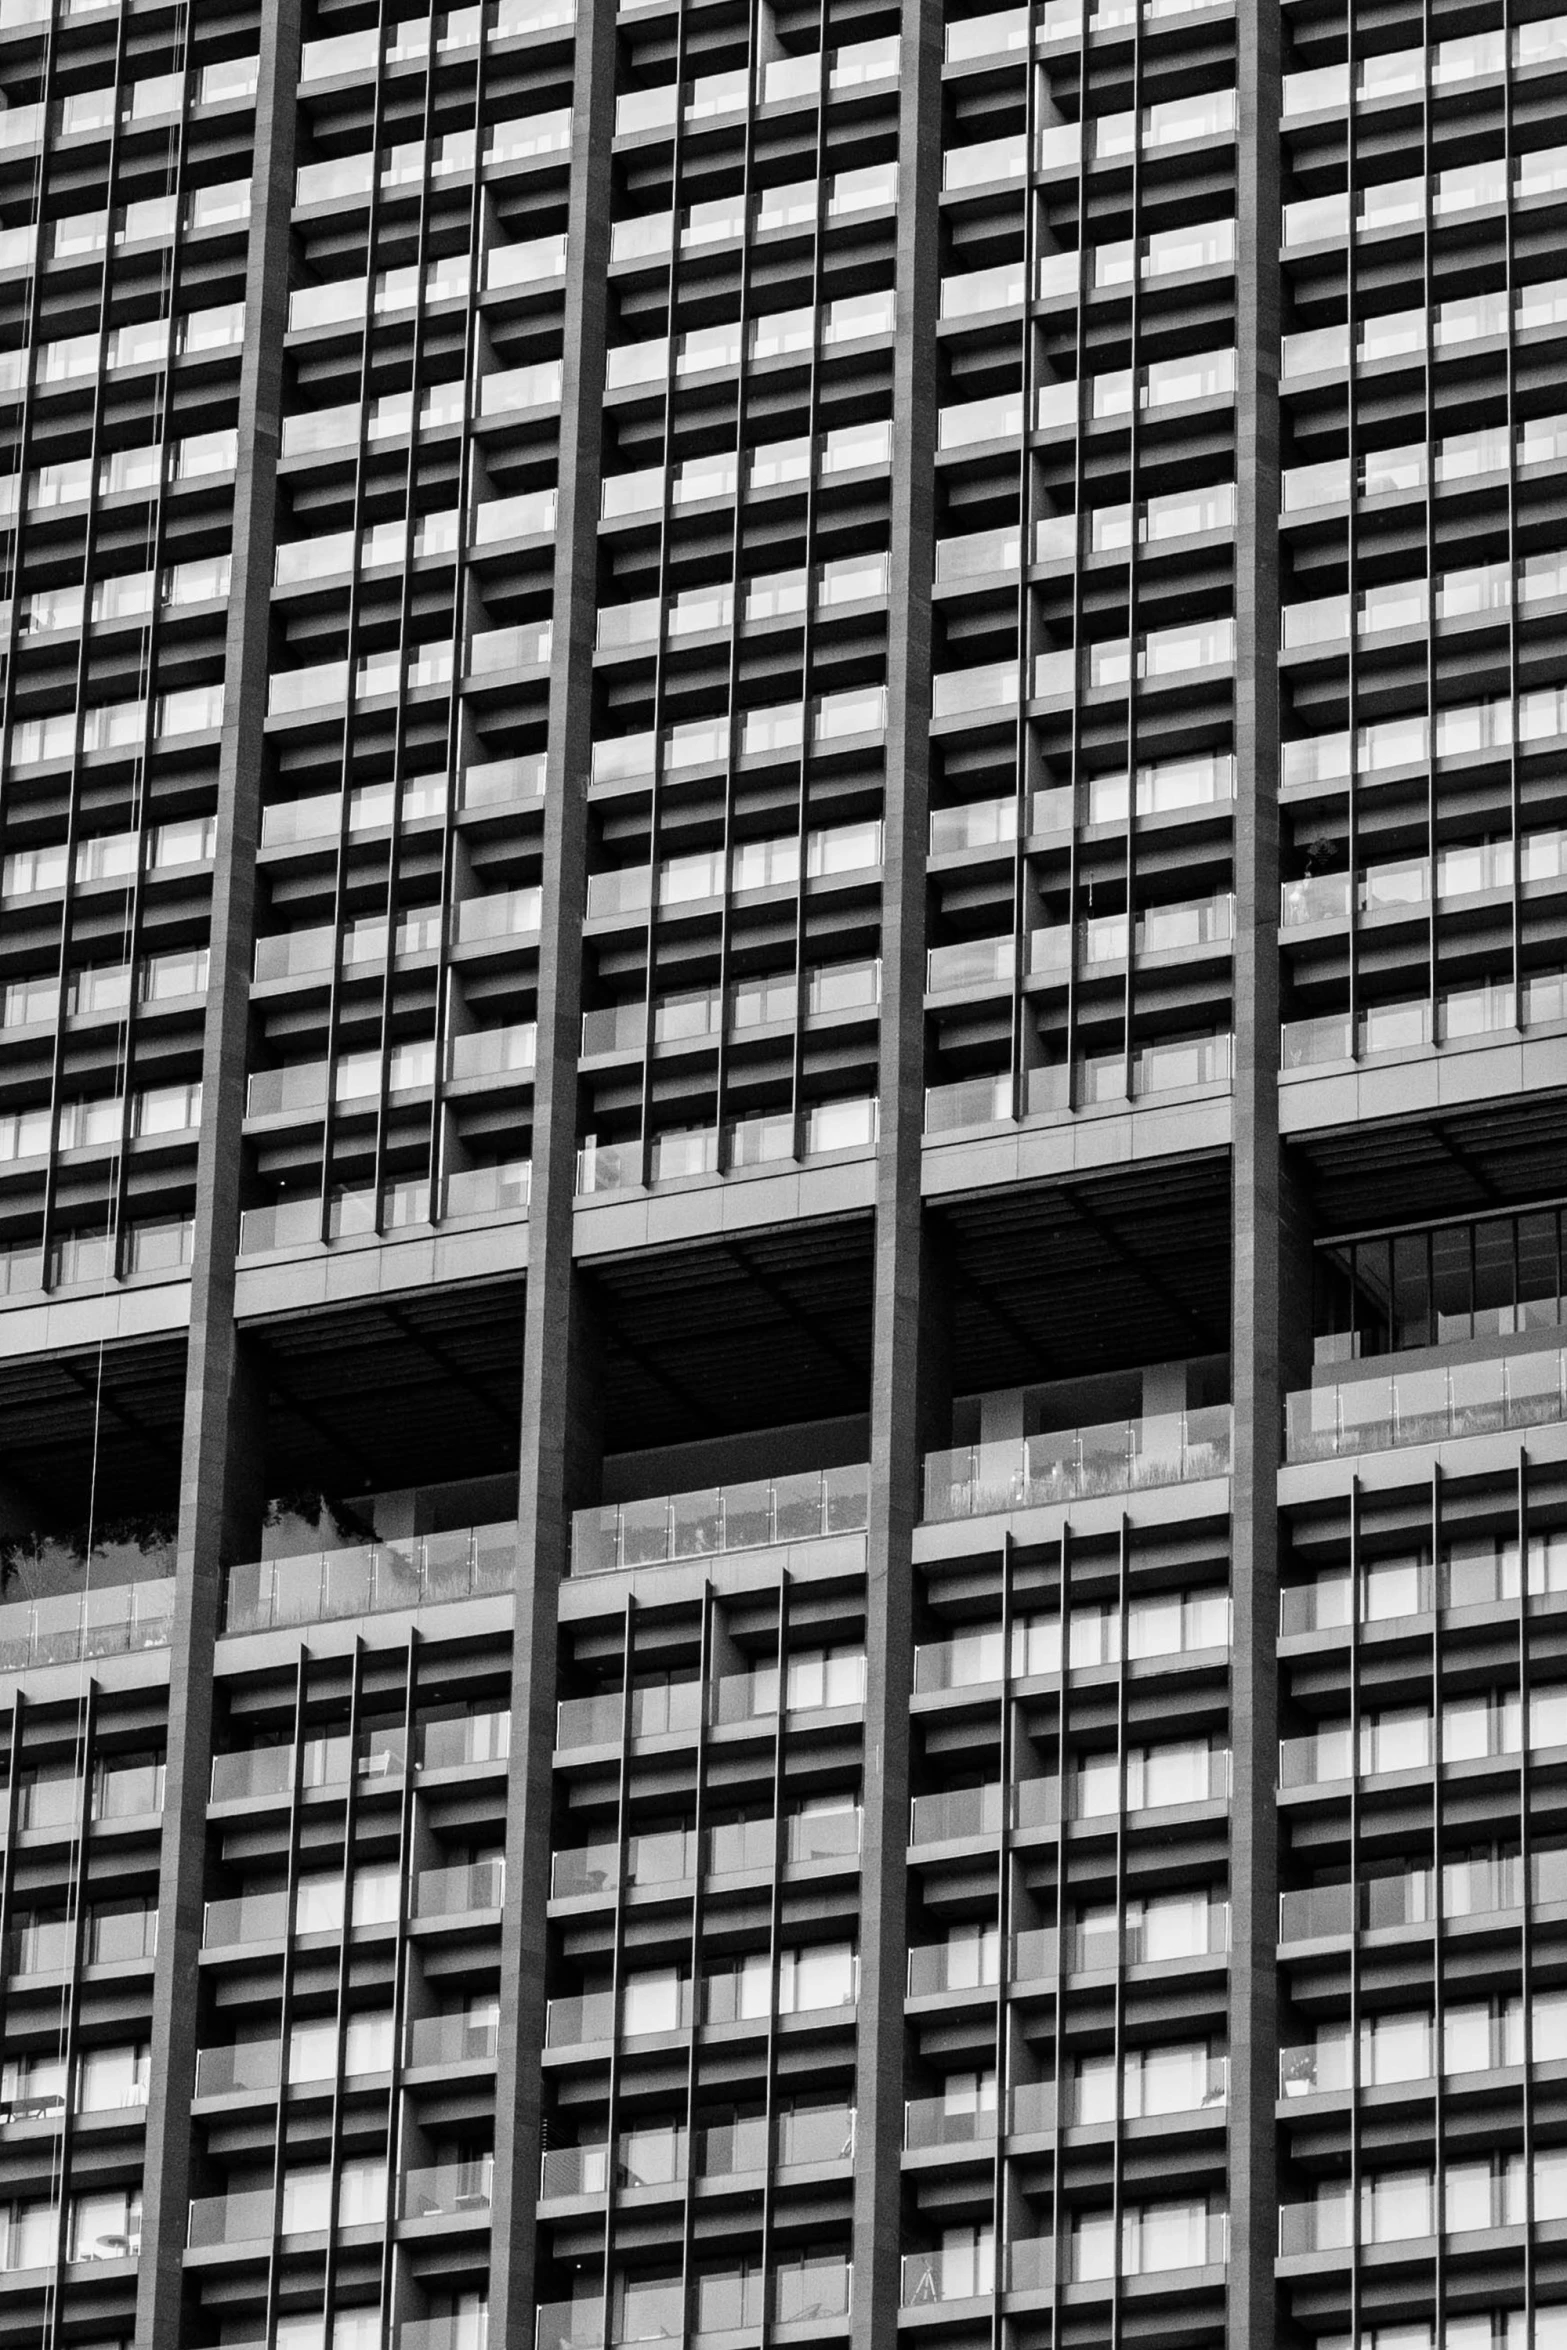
[0,0,1565,2346]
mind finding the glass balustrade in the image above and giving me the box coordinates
[201,1891,290,1950]
[0,1577,174,1671]
[222,1521,515,1633]
[401,2158,493,2221]
[903,2094,999,2151]
[209,1748,293,1804]
[420,1712,511,1771]
[536,2300,606,2350]
[923,1073,1013,1135]
[1287,1348,1567,1461]
[1278,1868,1447,1944]
[925,1408,1232,1520]
[407,2011,501,2070]
[187,2188,276,2250]
[412,1859,505,1921]
[571,1465,869,1574]
[907,1930,1005,1996]
[927,937,1013,993]
[540,2144,611,2199]
[193,2042,282,2100]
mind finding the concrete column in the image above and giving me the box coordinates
[485,0,617,2329]
[851,1,945,2342]
[1228,0,1284,2342]
[133,1,302,2338]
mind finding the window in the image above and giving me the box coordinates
[68,2187,140,2260]
[0,2199,56,2271]
[622,1967,684,2038]
[778,1942,856,2014]
[77,2045,149,2111]
[786,1645,866,1710]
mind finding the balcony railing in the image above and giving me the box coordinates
[1287,1348,1567,1462]
[907,1932,1005,1997]
[222,1521,515,1633]
[908,1779,1059,1844]
[188,2187,276,2249]
[1278,1874,1436,1944]
[0,1576,175,1670]
[420,1711,511,1771]
[412,1858,505,1922]
[571,1465,869,1575]
[903,2095,998,2152]
[401,2158,493,2221]
[201,1890,290,1950]
[540,2143,611,2199]
[193,2041,282,2099]
[924,1408,1232,1521]
[406,2012,500,2070]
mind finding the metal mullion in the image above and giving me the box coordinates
[0,0,65,794]
[0,1689,22,2061]
[1346,1471,1362,2346]
[598,1599,639,2350]
[1064,21,1091,1105]
[1430,1464,1445,2332]
[990,1531,1014,2341]
[1108,1513,1129,2348]
[378,1634,421,2348]
[264,1654,315,2350]
[322,1639,369,2328]
[425,23,490,1228]
[0,0,57,719]
[1118,8,1144,1108]
[1421,18,1438,1041]
[756,1567,792,2350]
[1046,1523,1070,2337]
[1009,42,1041,1123]
[635,29,694,1188]
[371,10,443,1230]
[104,26,199,1274]
[1501,27,1523,1033]
[43,1679,97,2350]
[784,27,833,1160]
[37,0,137,1290]
[1518,1451,1536,2337]
[1344,67,1361,1058]
[675,1584,716,2340]
[711,4,764,1157]
[317,9,399,1235]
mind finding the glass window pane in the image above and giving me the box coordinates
[1393,1231,1431,1349]
[1432,1225,1470,1342]
[1473,1219,1516,1337]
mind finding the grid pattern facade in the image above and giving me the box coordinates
[0,0,1562,2349]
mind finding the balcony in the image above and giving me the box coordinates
[193,2042,282,2100]
[540,2143,611,2199]
[570,1465,869,1575]
[406,2012,500,2070]
[201,1891,289,1951]
[222,1521,515,1634]
[1286,1348,1567,1462]
[909,1780,1059,1844]
[187,2187,275,2250]
[420,1711,511,1770]
[412,1858,505,1923]
[924,1409,1232,1521]
[907,1929,1008,1997]
[209,1724,407,1803]
[401,2158,493,2223]
[903,2094,998,2152]
[0,1576,174,1670]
